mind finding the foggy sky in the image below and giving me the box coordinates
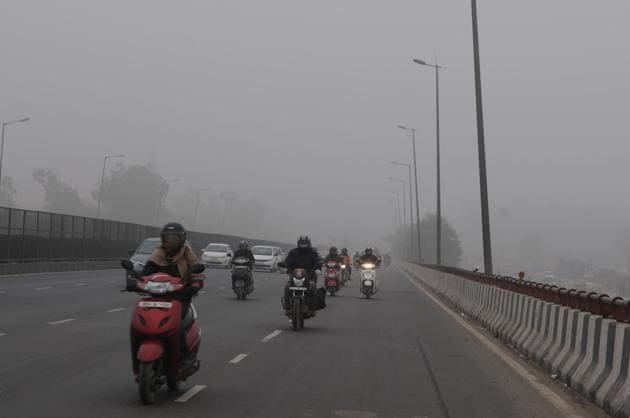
[1,1,629,272]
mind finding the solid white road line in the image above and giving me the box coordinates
[174,385,206,403]
[396,266,586,418]
[74,283,87,287]
[34,286,51,290]
[48,318,75,325]
[261,330,282,343]
[218,286,226,290]
[107,308,124,313]
[229,353,249,364]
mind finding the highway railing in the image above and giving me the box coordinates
[0,206,288,263]
[424,264,630,323]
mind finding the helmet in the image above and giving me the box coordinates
[297,235,311,249]
[341,248,348,255]
[160,222,186,252]
[365,248,373,255]
[329,246,338,254]
[239,240,248,250]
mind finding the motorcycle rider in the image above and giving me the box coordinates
[359,247,381,266]
[135,222,203,365]
[324,246,343,263]
[281,235,322,312]
[232,240,255,286]
[340,247,352,280]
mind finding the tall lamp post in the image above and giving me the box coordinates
[96,153,125,218]
[413,57,444,265]
[192,187,212,231]
[0,117,30,189]
[155,178,180,225]
[388,177,407,226]
[391,161,414,258]
[471,0,493,274]
[397,125,422,261]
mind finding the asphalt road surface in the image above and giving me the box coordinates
[0,264,604,418]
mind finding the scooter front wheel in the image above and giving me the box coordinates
[138,361,159,405]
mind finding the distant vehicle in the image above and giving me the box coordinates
[128,237,161,273]
[252,245,278,272]
[201,243,233,268]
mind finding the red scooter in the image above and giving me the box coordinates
[121,260,205,405]
[324,261,341,296]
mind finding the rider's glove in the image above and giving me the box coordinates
[183,285,199,297]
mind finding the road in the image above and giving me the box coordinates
[0,264,603,418]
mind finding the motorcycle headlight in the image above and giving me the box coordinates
[363,280,373,286]
[292,277,305,287]
[362,263,375,269]
[340,265,346,269]
[144,281,174,294]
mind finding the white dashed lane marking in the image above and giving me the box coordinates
[74,283,87,287]
[229,353,249,364]
[48,319,75,325]
[218,286,226,290]
[34,286,51,291]
[261,330,282,343]
[174,385,206,403]
[0,333,6,336]
[106,280,117,284]
[107,308,124,313]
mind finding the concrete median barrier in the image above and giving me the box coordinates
[398,261,630,418]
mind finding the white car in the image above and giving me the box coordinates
[252,245,278,272]
[201,243,233,268]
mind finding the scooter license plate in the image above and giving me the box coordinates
[138,301,172,308]
[289,287,307,291]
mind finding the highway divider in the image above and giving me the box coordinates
[399,261,630,418]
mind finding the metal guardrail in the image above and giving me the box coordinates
[426,264,630,323]
[0,206,289,263]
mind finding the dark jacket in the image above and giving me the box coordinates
[324,253,343,263]
[359,253,380,265]
[284,247,321,273]
[232,248,255,264]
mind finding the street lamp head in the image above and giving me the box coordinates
[397,125,407,130]
[19,118,29,122]
[413,58,427,66]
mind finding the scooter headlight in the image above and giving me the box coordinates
[363,280,373,286]
[362,263,375,269]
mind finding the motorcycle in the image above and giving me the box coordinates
[231,257,254,300]
[121,259,205,405]
[282,268,316,331]
[359,262,378,299]
[339,264,349,286]
[324,261,341,296]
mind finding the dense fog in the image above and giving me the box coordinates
[1,1,629,288]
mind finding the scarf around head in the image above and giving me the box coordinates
[148,241,198,282]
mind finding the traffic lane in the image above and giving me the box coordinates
[0,270,290,418]
[0,268,123,293]
[184,266,587,418]
[0,265,250,332]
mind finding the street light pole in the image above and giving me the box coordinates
[155,178,180,225]
[413,57,444,265]
[391,161,414,258]
[388,177,406,226]
[96,153,125,218]
[398,125,422,262]
[0,117,29,190]
[192,187,212,231]
[471,0,493,274]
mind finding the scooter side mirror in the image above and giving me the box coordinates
[278,261,286,269]
[121,259,134,271]
[190,263,205,274]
